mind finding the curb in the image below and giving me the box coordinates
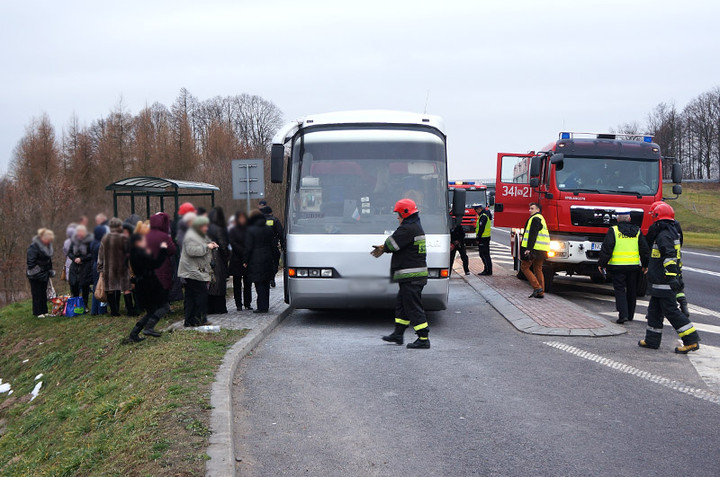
[205,305,294,477]
[459,273,625,337]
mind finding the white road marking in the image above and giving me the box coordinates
[682,266,720,278]
[567,290,720,321]
[492,227,510,234]
[544,341,720,405]
[490,241,511,250]
[683,250,720,259]
[688,344,720,393]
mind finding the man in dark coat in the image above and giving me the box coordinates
[68,225,94,311]
[243,211,276,313]
[597,211,650,324]
[144,213,177,329]
[450,214,469,275]
[260,204,284,287]
[127,234,169,342]
[229,212,252,310]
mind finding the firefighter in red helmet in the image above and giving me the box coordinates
[640,203,700,353]
[371,198,430,349]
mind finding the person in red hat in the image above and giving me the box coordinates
[640,203,700,354]
[178,202,196,217]
[371,198,430,349]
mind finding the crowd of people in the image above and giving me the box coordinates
[25,201,284,343]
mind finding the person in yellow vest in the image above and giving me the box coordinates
[597,211,650,324]
[520,203,550,298]
[474,204,493,276]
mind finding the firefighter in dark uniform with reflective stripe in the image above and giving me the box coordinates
[372,198,430,349]
[597,210,650,324]
[647,201,690,318]
[640,203,700,354]
[475,204,493,276]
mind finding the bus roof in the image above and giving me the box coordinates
[272,110,445,144]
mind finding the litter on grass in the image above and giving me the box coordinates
[29,381,42,401]
[22,359,29,363]
[35,374,43,381]
[0,378,11,395]
[194,325,221,333]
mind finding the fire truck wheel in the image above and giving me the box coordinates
[542,268,555,293]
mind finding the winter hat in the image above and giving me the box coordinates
[178,202,196,216]
[93,225,107,241]
[192,216,210,234]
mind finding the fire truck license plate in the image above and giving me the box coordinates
[590,243,602,251]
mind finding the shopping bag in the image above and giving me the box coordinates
[50,295,68,316]
[65,297,86,317]
[46,279,57,300]
[94,273,106,302]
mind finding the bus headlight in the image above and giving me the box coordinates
[548,241,569,258]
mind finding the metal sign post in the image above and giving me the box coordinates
[232,159,266,215]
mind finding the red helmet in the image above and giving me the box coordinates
[394,198,419,219]
[649,201,663,215]
[650,202,675,221]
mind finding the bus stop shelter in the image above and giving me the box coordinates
[106,177,219,218]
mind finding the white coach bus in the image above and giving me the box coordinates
[270,110,465,310]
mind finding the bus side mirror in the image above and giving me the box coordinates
[529,156,542,178]
[671,162,683,184]
[271,144,284,183]
[672,184,682,196]
[529,178,539,188]
[452,189,466,217]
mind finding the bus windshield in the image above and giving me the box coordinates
[555,156,660,196]
[288,128,449,235]
[448,189,487,208]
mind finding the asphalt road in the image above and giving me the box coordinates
[490,228,720,348]
[233,279,720,477]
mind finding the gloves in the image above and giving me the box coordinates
[668,278,682,292]
[371,245,385,258]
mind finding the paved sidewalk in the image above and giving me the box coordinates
[454,255,625,337]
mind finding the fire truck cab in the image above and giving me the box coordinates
[494,132,683,291]
[448,181,488,246]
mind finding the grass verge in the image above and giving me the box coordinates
[666,182,720,250]
[0,301,247,476]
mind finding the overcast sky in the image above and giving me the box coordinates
[2,0,719,179]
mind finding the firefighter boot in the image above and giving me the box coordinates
[677,294,690,318]
[128,323,145,343]
[407,329,430,349]
[638,340,659,350]
[382,324,407,345]
[675,342,700,354]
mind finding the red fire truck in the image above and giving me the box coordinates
[448,181,488,246]
[494,132,683,291]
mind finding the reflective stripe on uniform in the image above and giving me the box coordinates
[393,267,428,280]
[521,214,550,252]
[652,284,672,290]
[414,235,426,242]
[395,318,411,326]
[385,236,400,252]
[647,325,663,333]
[266,219,274,226]
[608,226,641,266]
[678,326,697,338]
[414,322,429,331]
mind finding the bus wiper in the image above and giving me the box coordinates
[571,188,603,195]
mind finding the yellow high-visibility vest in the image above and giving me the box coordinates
[608,226,641,266]
[521,214,550,252]
[475,211,492,238]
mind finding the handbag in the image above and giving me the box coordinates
[65,296,86,317]
[46,279,57,300]
[94,273,106,302]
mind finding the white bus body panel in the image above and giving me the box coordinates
[286,233,450,310]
